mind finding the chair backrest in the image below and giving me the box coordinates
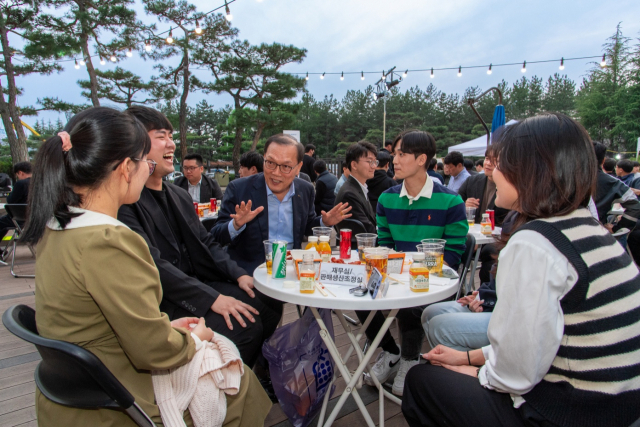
[455,234,476,299]
[334,218,368,249]
[4,204,28,232]
[2,304,135,410]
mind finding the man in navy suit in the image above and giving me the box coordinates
[211,134,351,311]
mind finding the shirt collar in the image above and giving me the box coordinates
[47,207,129,230]
[187,177,202,187]
[400,175,434,205]
[265,178,296,202]
[351,175,368,197]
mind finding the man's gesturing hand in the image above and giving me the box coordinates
[211,295,259,330]
[231,200,264,230]
[321,202,352,227]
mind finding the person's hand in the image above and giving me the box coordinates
[321,202,352,226]
[237,275,255,298]
[468,298,484,313]
[457,291,478,307]
[170,317,199,330]
[211,295,259,330]
[632,188,640,196]
[230,200,264,230]
[191,317,214,342]
[465,198,480,208]
[603,223,614,233]
[423,344,467,366]
[439,363,479,378]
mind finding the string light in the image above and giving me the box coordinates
[110,53,117,62]
[195,19,202,34]
[430,68,434,78]
[79,58,85,66]
[99,57,105,65]
[320,72,325,79]
[361,71,364,80]
[305,72,309,81]
[559,57,564,70]
[225,1,232,21]
[74,59,79,69]
[457,66,462,77]
[341,71,344,81]
[145,40,152,52]
[521,60,526,73]
[126,48,133,58]
[487,64,492,75]
[166,28,174,44]
[600,54,606,67]
[403,69,408,78]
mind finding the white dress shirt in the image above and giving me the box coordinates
[187,177,202,203]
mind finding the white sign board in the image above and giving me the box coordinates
[318,263,367,286]
[283,130,301,143]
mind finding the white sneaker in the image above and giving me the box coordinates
[363,351,401,386]
[392,358,420,396]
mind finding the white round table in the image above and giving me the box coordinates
[253,254,458,427]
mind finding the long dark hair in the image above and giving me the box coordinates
[493,112,597,236]
[23,107,151,244]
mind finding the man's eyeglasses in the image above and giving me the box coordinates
[361,158,379,168]
[183,166,201,172]
[133,158,157,175]
[264,159,295,174]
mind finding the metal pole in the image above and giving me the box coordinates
[383,97,387,144]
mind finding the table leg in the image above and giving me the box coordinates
[467,245,482,294]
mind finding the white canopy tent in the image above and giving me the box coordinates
[447,120,518,156]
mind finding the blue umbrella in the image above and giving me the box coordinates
[490,105,505,144]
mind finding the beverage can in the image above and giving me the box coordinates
[486,209,495,230]
[210,198,217,212]
[193,202,198,214]
[340,229,352,259]
[271,241,288,279]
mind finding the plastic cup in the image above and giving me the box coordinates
[364,247,389,279]
[356,233,377,263]
[263,239,276,275]
[417,243,445,276]
[466,207,476,227]
[421,238,446,246]
[312,227,333,238]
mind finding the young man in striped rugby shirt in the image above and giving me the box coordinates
[362,130,468,396]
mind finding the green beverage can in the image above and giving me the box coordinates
[271,240,288,279]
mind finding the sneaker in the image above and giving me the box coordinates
[363,350,401,386]
[392,358,420,396]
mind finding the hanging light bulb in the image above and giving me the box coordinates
[487,64,492,75]
[99,56,106,65]
[361,71,364,80]
[559,57,565,70]
[126,47,133,58]
[521,61,527,73]
[195,19,202,34]
[340,71,344,81]
[430,68,434,78]
[110,53,117,62]
[145,40,152,52]
[74,59,79,69]
[600,54,606,67]
[457,66,462,77]
[403,69,408,78]
[320,72,325,79]
[305,72,309,81]
[79,58,85,66]
[225,1,232,21]
[166,28,174,44]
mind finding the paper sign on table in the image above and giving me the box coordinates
[319,263,367,286]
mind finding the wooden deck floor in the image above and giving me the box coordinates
[0,245,461,426]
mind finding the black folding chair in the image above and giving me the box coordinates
[4,204,35,278]
[455,234,477,300]
[2,304,157,427]
[334,218,368,250]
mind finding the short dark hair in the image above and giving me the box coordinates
[475,159,484,167]
[617,159,634,173]
[264,134,304,163]
[437,162,443,171]
[377,150,391,168]
[183,153,203,167]
[239,151,264,172]
[463,159,474,170]
[384,140,392,149]
[313,159,327,174]
[592,141,607,166]
[13,161,32,175]
[428,158,437,170]
[345,141,377,171]
[305,144,316,153]
[125,105,174,132]
[341,160,348,170]
[393,131,437,168]
[444,151,464,166]
[602,158,617,172]
[632,161,640,168]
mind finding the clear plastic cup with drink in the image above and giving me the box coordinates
[466,207,476,227]
[364,247,389,280]
[355,233,377,263]
[263,239,276,275]
[416,243,445,277]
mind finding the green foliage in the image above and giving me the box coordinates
[78,67,170,107]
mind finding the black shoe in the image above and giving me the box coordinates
[258,376,279,403]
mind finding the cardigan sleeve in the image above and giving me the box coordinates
[80,226,196,371]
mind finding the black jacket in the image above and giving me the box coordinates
[301,154,317,182]
[211,173,322,275]
[458,173,510,226]
[335,175,376,234]
[7,177,30,204]
[366,170,396,213]
[118,183,247,319]
[595,169,635,223]
[173,174,223,203]
[315,170,338,215]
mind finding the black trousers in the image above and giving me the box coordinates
[355,306,425,359]
[402,363,553,427]
[0,214,14,240]
[627,229,640,265]
[198,282,280,367]
[479,244,498,284]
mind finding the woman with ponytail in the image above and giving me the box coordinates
[26,107,270,426]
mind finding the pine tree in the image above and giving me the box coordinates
[78,67,170,107]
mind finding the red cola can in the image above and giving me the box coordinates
[210,198,217,211]
[340,229,352,259]
[193,202,198,214]
[487,210,495,230]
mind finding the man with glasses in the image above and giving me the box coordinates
[174,153,223,203]
[335,141,379,234]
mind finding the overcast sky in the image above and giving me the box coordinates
[12,0,640,127]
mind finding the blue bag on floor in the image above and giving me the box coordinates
[262,308,335,427]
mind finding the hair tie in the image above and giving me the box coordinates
[58,131,72,152]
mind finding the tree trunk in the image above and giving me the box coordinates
[232,99,243,175]
[179,45,190,162]
[0,23,29,164]
[251,122,266,151]
[80,35,100,107]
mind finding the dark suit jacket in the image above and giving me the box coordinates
[458,174,510,226]
[211,173,322,275]
[173,174,223,203]
[301,155,317,182]
[335,175,376,234]
[7,178,30,204]
[315,170,338,215]
[118,183,247,319]
[366,170,396,214]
